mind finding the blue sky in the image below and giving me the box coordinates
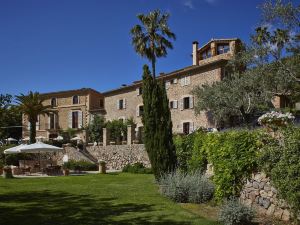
[0,0,292,95]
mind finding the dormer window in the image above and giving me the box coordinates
[201,49,212,59]
[73,95,79,104]
[51,98,57,107]
[217,44,230,55]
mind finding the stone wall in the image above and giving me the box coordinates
[56,144,150,170]
[240,172,292,221]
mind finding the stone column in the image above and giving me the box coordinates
[127,124,136,145]
[103,128,110,146]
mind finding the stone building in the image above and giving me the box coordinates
[22,88,104,141]
[22,38,242,141]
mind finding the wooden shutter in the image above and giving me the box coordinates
[180,99,184,111]
[186,76,191,85]
[165,81,170,89]
[54,113,57,129]
[190,96,194,108]
[78,111,83,128]
[180,77,185,86]
[179,122,183,134]
[68,111,72,128]
[117,100,120,109]
[189,122,194,134]
[136,106,140,117]
[36,115,40,130]
[136,87,140,96]
[174,100,178,109]
[48,115,51,129]
[123,98,126,109]
[173,78,178,84]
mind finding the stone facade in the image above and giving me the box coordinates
[22,38,241,139]
[240,172,293,221]
[22,88,104,141]
[56,144,150,170]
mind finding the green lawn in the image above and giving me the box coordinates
[0,173,218,225]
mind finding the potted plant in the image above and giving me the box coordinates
[98,160,106,174]
[3,166,13,179]
[62,163,70,176]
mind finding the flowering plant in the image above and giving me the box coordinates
[258,111,294,130]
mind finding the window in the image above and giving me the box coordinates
[180,76,190,86]
[119,99,124,109]
[51,98,57,107]
[201,49,212,59]
[217,44,230,55]
[170,78,177,84]
[183,122,190,135]
[139,105,144,116]
[136,105,144,117]
[138,87,142,95]
[72,111,79,128]
[183,97,190,109]
[49,113,55,129]
[100,99,104,108]
[170,100,178,109]
[73,95,79,104]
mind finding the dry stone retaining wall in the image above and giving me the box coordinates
[57,144,150,170]
[240,172,292,221]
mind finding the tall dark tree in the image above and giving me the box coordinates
[142,65,177,180]
[130,9,176,78]
[16,91,50,143]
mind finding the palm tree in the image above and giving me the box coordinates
[16,91,50,143]
[271,28,290,59]
[130,9,176,78]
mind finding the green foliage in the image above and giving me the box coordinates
[87,115,105,142]
[173,134,193,172]
[218,197,254,225]
[259,126,300,217]
[159,170,214,204]
[130,10,176,77]
[105,119,127,143]
[63,160,98,171]
[204,130,260,201]
[142,65,177,180]
[0,94,22,140]
[188,130,209,173]
[15,91,51,143]
[122,162,152,174]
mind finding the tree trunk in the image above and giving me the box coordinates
[152,57,156,78]
[29,119,37,144]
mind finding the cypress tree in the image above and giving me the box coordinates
[142,65,177,180]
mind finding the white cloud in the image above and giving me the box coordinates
[183,0,194,9]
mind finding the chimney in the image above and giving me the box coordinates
[192,41,199,66]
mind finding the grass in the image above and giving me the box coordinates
[0,173,218,225]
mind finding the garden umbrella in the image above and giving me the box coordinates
[19,142,63,170]
[70,136,81,141]
[4,144,27,154]
[19,142,63,153]
[54,136,63,141]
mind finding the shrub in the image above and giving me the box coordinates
[122,162,152,174]
[259,126,300,218]
[203,130,261,201]
[188,130,208,173]
[159,170,214,203]
[63,160,98,171]
[218,198,254,225]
